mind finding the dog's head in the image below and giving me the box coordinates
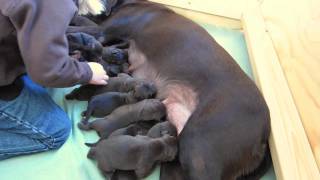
[77,0,143,16]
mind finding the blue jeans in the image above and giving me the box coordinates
[0,76,71,160]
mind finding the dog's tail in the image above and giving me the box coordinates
[237,144,272,180]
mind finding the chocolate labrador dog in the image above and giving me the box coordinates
[77,0,271,179]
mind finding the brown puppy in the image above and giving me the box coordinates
[87,134,177,179]
[79,99,166,138]
[65,73,155,101]
[147,121,177,138]
[81,91,138,123]
[109,121,157,137]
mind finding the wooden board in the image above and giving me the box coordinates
[242,0,320,179]
[165,5,242,30]
[149,0,245,20]
[259,0,320,170]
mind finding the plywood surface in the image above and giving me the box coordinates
[242,0,320,179]
[259,0,320,170]
[149,0,245,19]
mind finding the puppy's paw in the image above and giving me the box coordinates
[78,121,91,130]
[65,93,75,100]
[81,110,87,117]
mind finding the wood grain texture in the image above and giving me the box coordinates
[242,0,320,179]
[149,0,245,19]
[260,0,320,170]
[165,5,242,30]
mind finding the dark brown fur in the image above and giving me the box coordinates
[65,73,156,101]
[78,0,271,179]
[87,134,177,178]
[79,99,166,138]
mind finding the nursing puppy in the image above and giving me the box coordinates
[87,134,178,178]
[67,32,103,61]
[102,41,129,65]
[109,121,157,137]
[78,0,271,179]
[81,84,157,123]
[65,73,155,101]
[147,121,177,138]
[79,99,166,138]
[100,60,129,77]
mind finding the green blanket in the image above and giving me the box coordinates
[0,23,275,180]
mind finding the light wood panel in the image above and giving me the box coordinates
[242,0,320,179]
[166,5,242,30]
[149,0,245,19]
[260,0,320,170]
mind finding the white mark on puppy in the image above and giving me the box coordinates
[78,0,105,15]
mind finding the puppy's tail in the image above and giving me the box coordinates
[87,147,97,159]
[85,141,99,147]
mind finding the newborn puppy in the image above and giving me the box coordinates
[87,134,178,178]
[109,121,158,137]
[67,32,103,61]
[65,73,156,101]
[79,99,166,139]
[70,50,86,61]
[100,60,129,77]
[70,15,98,26]
[81,91,138,123]
[147,121,177,138]
[81,82,157,122]
[102,42,129,65]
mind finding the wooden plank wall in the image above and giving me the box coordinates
[149,0,245,19]
[259,0,320,170]
[242,1,320,179]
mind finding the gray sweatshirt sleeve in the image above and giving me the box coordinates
[0,0,92,87]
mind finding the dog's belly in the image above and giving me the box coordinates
[129,42,198,134]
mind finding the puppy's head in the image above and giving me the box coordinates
[139,99,167,121]
[133,82,157,101]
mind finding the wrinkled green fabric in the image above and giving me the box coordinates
[0,23,275,180]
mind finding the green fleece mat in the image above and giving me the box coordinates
[0,23,276,180]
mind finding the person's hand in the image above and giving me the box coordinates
[87,62,109,85]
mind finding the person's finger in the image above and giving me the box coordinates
[103,75,109,80]
[100,79,108,85]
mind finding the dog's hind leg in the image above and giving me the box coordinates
[179,131,224,180]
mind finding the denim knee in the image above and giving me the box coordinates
[49,114,72,150]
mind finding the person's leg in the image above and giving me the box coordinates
[0,76,71,160]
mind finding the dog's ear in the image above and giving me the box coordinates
[105,0,119,16]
